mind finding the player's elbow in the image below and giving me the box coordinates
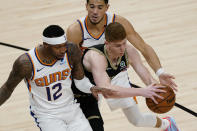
[0,85,13,106]
[141,44,154,57]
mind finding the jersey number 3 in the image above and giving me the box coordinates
[46,83,62,101]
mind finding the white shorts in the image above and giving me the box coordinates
[30,105,92,131]
[106,71,137,111]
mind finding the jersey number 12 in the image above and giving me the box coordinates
[46,83,62,101]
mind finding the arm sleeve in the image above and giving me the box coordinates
[73,76,94,93]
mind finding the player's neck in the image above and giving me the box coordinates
[106,47,119,65]
[38,46,56,64]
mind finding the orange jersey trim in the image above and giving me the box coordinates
[35,47,57,66]
[78,20,84,36]
[85,14,107,39]
[112,14,116,22]
[27,79,31,92]
[65,52,72,70]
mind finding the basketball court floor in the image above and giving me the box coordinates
[0,0,197,131]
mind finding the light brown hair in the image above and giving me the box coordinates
[105,22,126,42]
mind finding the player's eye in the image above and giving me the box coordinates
[98,5,103,9]
[89,5,95,8]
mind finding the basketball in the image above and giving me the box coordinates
[146,85,176,114]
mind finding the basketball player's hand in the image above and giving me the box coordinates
[90,86,113,100]
[90,86,101,100]
[144,84,167,104]
[159,73,178,91]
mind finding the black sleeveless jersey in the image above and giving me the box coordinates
[83,44,129,85]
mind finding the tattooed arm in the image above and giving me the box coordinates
[66,42,84,79]
[66,42,93,93]
[0,54,32,106]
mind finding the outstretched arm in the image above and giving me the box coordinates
[116,15,177,90]
[83,50,165,103]
[0,54,32,106]
[126,43,156,86]
[116,15,161,72]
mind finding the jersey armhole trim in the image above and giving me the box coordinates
[25,78,32,92]
[25,53,35,80]
[65,52,72,70]
[77,20,84,41]
[112,14,116,22]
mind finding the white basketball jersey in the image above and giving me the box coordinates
[25,47,78,114]
[77,12,115,50]
[107,71,136,111]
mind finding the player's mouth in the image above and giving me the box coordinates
[57,54,65,59]
[120,52,124,56]
[91,16,98,22]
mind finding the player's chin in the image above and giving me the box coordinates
[119,52,124,57]
[57,55,65,59]
[90,18,100,24]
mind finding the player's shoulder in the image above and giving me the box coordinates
[15,53,31,66]
[66,21,82,44]
[67,21,81,34]
[85,48,106,61]
[114,15,135,33]
[13,53,33,78]
[115,15,132,25]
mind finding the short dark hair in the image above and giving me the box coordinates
[105,22,126,42]
[87,0,108,4]
[43,25,65,38]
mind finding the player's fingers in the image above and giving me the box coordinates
[153,93,164,99]
[154,85,166,89]
[165,73,175,79]
[155,88,166,93]
[171,85,178,92]
[92,93,99,100]
[151,96,158,104]
[103,93,113,98]
[154,83,165,87]
[151,81,159,86]
[92,88,102,92]
[168,81,178,92]
[169,74,175,79]
[171,80,178,87]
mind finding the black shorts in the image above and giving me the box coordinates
[71,82,104,131]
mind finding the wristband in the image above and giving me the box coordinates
[156,68,164,77]
[74,76,93,93]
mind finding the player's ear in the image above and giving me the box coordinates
[106,4,109,11]
[104,41,109,45]
[85,3,88,11]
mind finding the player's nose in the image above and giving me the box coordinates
[92,8,99,14]
[120,45,125,52]
[60,47,67,53]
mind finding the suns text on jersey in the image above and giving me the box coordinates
[34,68,71,87]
